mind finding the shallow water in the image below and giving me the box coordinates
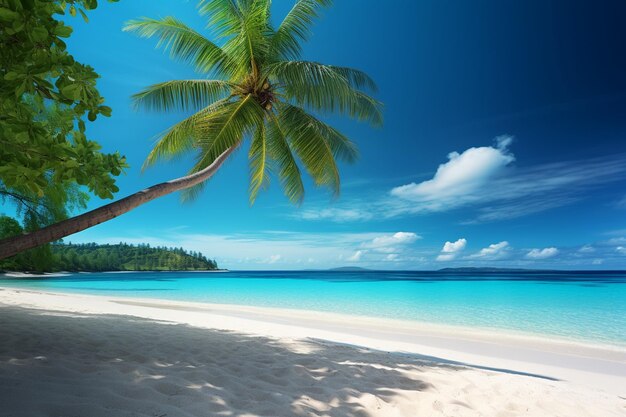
[2,270,625,346]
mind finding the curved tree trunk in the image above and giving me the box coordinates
[0,148,235,260]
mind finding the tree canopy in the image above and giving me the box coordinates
[0,216,219,272]
[51,242,219,272]
[0,0,381,260]
[125,0,382,204]
[0,0,126,207]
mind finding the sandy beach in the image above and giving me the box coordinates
[0,287,624,417]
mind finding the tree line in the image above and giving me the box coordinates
[52,242,219,272]
[0,215,218,272]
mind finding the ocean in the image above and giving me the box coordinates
[1,270,625,347]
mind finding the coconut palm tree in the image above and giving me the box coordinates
[0,0,381,260]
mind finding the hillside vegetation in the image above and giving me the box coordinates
[1,242,218,273]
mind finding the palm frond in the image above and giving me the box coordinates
[268,61,383,126]
[181,95,265,201]
[199,0,271,79]
[326,65,378,92]
[143,99,230,169]
[248,120,270,203]
[267,112,304,203]
[271,0,332,60]
[283,103,358,163]
[132,80,234,112]
[186,94,264,174]
[226,4,271,79]
[131,0,382,204]
[123,17,232,75]
[198,0,243,39]
[278,102,357,195]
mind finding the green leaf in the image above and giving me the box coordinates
[0,7,19,22]
[248,121,269,203]
[60,84,79,99]
[268,60,383,126]
[270,0,332,60]
[132,79,232,112]
[123,17,233,76]
[267,112,304,204]
[31,27,49,42]
[98,105,112,117]
[79,9,89,23]
[54,24,73,38]
[4,72,20,81]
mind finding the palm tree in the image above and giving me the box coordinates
[0,0,381,260]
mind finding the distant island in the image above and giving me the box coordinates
[328,266,372,272]
[0,242,219,273]
[328,267,538,272]
[438,267,539,273]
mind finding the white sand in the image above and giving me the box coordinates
[0,288,624,417]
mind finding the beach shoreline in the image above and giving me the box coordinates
[1,287,625,416]
[1,286,625,399]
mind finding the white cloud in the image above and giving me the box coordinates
[442,239,467,253]
[363,232,420,253]
[436,238,467,261]
[391,136,515,209]
[68,227,626,270]
[347,250,364,262]
[298,208,373,222]
[526,247,559,260]
[578,245,595,253]
[470,241,511,260]
[297,144,626,224]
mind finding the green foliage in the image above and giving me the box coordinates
[0,214,53,272]
[0,216,23,270]
[0,223,219,272]
[0,0,126,208]
[124,0,382,205]
[52,242,219,272]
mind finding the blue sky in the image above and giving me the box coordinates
[20,0,626,269]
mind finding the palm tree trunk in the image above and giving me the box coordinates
[0,148,235,260]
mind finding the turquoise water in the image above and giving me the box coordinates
[1,270,625,346]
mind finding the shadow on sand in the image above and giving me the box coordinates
[0,306,557,417]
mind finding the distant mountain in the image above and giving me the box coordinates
[328,266,372,272]
[438,267,541,273]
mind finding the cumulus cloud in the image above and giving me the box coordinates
[297,141,626,224]
[526,247,559,259]
[616,246,626,255]
[470,241,511,260]
[391,136,515,210]
[436,238,467,261]
[364,232,420,253]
